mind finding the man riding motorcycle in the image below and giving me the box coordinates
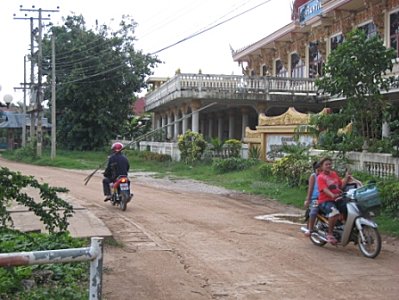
[103,142,130,202]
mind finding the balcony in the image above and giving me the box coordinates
[145,73,318,111]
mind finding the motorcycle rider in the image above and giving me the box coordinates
[317,157,351,244]
[103,142,130,202]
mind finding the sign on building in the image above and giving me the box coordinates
[299,0,322,23]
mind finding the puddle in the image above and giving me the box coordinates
[255,213,305,225]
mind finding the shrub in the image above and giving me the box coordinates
[0,167,73,233]
[209,138,224,157]
[178,130,207,164]
[259,163,273,178]
[272,156,311,187]
[14,143,37,161]
[248,146,261,160]
[212,157,257,173]
[224,139,242,158]
[378,180,399,216]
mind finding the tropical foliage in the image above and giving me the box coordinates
[42,15,159,150]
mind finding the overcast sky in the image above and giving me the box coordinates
[0,0,293,104]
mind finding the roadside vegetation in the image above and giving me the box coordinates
[2,142,399,237]
[0,167,88,299]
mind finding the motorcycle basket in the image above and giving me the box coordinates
[354,184,381,212]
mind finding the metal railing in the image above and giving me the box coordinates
[0,237,104,300]
[145,73,317,110]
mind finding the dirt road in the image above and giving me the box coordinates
[1,158,399,300]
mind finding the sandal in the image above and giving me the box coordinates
[327,234,338,244]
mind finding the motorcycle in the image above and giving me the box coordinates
[109,175,133,211]
[301,183,382,258]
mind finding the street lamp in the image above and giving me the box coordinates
[3,94,13,109]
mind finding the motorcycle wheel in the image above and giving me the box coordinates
[310,218,327,247]
[358,225,381,258]
[120,192,129,211]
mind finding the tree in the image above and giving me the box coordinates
[316,29,396,143]
[42,15,159,150]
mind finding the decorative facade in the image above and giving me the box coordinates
[143,0,399,160]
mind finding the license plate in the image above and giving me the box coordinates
[120,183,129,191]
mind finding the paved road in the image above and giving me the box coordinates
[1,158,398,300]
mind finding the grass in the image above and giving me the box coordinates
[1,148,398,237]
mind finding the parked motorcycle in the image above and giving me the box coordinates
[109,175,133,211]
[301,183,382,258]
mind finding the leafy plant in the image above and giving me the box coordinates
[0,167,74,233]
[177,130,207,164]
[248,145,261,160]
[209,137,224,157]
[258,163,273,178]
[224,139,242,158]
[316,29,396,142]
[0,229,88,299]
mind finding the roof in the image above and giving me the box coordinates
[0,111,51,129]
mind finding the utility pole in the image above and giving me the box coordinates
[51,33,56,159]
[30,17,35,142]
[14,5,59,157]
[13,56,28,147]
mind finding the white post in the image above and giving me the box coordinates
[167,113,173,140]
[242,112,249,140]
[228,111,235,139]
[182,113,188,134]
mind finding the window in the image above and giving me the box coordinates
[359,22,378,39]
[275,59,288,77]
[291,53,305,78]
[330,34,344,52]
[309,41,324,78]
[390,11,399,57]
[261,65,268,76]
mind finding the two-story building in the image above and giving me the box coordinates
[143,0,399,159]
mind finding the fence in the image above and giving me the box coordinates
[0,237,104,300]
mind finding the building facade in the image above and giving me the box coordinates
[144,0,399,147]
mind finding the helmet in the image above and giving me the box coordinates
[111,142,124,152]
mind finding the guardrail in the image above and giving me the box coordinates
[0,237,104,300]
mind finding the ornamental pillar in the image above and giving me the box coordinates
[228,110,235,139]
[217,113,224,140]
[167,112,173,140]
[241,108,249,140]
[191,100,201,133]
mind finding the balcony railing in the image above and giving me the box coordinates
[145,73,317,111]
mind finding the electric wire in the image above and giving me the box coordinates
[150,0,272,55]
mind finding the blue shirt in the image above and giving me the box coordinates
[311,173,319,201]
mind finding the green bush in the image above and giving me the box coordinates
[212,157,257,173]
[178,130,207,164]
[14,143,37,161]
[0,167,73,233]
[378,180,399,216]
[224,139,242,158]
[272,156,311,187]
[258,163,273,178]
[248,146,261,160]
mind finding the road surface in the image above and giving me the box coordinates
[1,158,398,300]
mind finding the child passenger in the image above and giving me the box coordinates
[304,161,321,237]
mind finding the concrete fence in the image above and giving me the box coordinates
[0,237,104,300]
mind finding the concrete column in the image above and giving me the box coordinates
[167,112,173,140]
[161,114,166,140]
[241,109,249,140]
[217,114,223,140]
[208,117,214,139]
[182,113,188,134]
[228,110,235,139]
[191,100,201,133]
[200,118,205,135]
[174,110,179,140]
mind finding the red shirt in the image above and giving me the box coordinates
[317,171,342,204]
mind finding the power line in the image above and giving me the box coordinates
[150,0,273,55]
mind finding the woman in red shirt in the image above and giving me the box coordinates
[317,157,351,244]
